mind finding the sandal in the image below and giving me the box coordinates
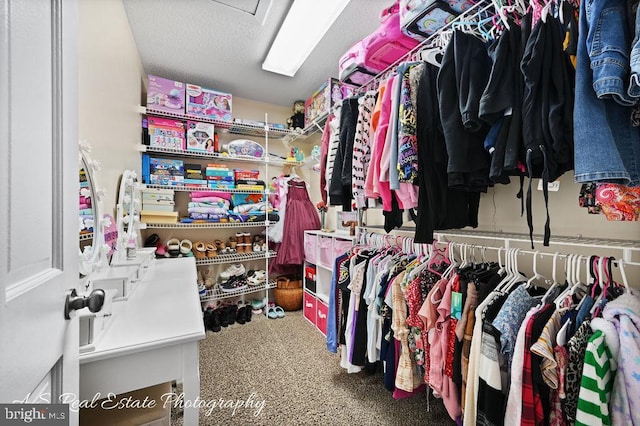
[180,239,193,255]
[275,306,285,318]
[193,241,207,259]
[206,242,217,258]
[267,306,278,319]
[166,238,181,257]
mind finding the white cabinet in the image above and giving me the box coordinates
[302,230,355,335]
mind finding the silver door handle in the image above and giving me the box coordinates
[64,288,105,319]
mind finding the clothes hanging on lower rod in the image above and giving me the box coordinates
[325,234,640,425]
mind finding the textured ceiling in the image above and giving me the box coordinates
[122,0,392,107]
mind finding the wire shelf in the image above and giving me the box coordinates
[141,145,303,167]
[144,221,270,229]
[142,183,267,194]
[79,232,94,241]
[201,279,276,301]
[195,250,276,266]
[284,112,330,144]
[142,106,297,140]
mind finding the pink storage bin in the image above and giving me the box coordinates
[304,233,318,264]
[317,300,329,336]
[333,238,353,259]
[318,237,333,268]
[303,291,317,325]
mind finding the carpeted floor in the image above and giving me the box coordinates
[172,310,456,425]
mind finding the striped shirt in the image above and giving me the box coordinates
[575,329,616,426]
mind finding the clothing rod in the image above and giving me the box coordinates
[357,226,640,251]
[357,0,495,93]
[358,233,640,268]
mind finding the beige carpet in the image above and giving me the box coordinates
[173,310,455,425]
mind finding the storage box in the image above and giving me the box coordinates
[186,84,232,122]
[140,210,179,224]
[233,169,260,181]
[184,163,203,180]
[142,202,175,213]
[304,233,318,264]
[147,116,186,150]
[305,78,357,127]
[142,188,174,202]
[146,75,186,114]
[186,120,215,152]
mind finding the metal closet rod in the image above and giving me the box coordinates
[357,231,640,268]
[356,0,495,94]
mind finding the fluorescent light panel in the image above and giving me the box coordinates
[262,0,351,77]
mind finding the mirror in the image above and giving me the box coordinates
[114,170,141,262]
[79,141,108,276]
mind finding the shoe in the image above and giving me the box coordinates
[144,233,160,248]
[227,304,238,325]
[250,299,265,310]
[253,242,262,252]
[203,307,221,332]
[245,304,253,322]
[197,269,204,286]
[267,306,278,319]
[206,242,217,258]
[236,304,246,325]
[275,306,285,318]
[228,236,238,249]
[220,263,246,280]
[193,241,207,259]
[166,238,181,257]
[180,239,193,256]
[219,275,248,293]
[219,307,229,328]
[214,239,226,251]
[252,308,263,315]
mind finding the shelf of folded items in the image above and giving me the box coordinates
[143,221,270,229]
[141,145,303,167]
[201,279,277,302]
[79,232,94,241]
[141,105,297,140]
[142,183,267,194]
[195,250,277,266]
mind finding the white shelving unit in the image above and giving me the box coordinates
[302,230,355,335]
[139,106,295,307]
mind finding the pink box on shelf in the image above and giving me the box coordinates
[186,120,215,152]
[148,116,186,150]
[305,78,357,128]
[186,84,232,122]
[146,75,186,114]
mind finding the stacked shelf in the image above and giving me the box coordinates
[141,145,304,167]
[143,221,269,229]
[195,250,276,266]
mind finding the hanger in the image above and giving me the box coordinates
[526,250,549,290]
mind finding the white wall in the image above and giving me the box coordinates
[78,0,144,215]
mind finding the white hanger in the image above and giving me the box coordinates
[618,259,631,293]
[526,250,544,289]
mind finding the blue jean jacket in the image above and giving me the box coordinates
[574,0,640,186]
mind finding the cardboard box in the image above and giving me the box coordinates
[141,155,184,186]
[146,75,186,114]
[186,84,232,122]
[305,78,357,127]
[147,116,186,150]
[186,121,215,152]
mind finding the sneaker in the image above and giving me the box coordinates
[236,305,246,325]
[219,275,248,293]
[220,263,246,280]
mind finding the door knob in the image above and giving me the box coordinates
[64,288,105,319]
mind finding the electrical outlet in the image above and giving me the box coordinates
[537,179,560,192]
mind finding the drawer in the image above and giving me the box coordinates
[318,236,333,269]
[316,300,329,336]
[304,233,318,264]
[333,238,353,260]
[303,291,317,325]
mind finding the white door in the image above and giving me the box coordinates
[0,0,80,424]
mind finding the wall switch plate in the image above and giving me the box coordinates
[537,179,560,192]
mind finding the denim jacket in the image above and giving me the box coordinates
[583,0,635,106]
[574,0,640,186]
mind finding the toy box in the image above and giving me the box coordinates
[148,116,186,150]
[186,84,233,122]
[141,155,184,186]
[305,78,357,128]
[186,121,215,152]
[146,75,186,114]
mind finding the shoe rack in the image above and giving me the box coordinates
[138,108,304,309]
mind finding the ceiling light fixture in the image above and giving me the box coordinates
[262,0,351,77]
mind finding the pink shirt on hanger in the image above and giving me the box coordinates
[365,77,393,199]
